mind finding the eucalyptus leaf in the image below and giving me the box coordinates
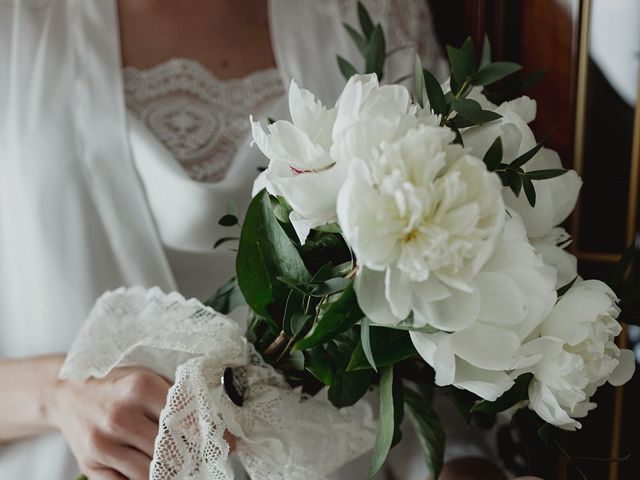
[522,176,536,207]
[405,388,445,479]
[480,34,491,69]
[294,283,364,351]
[204,277,245,314]
[471,62,522,86]
[368,366,395,479]
[236,190,311,319]
[557,276,579,297]
[329,369,374,408]
[360,317,377,371]
[365,24,386,79]
[460,37,476,71]
[423,69,447,116]
[343,22,367,54]
[506,169,523,196]
[510,133,550,169]
[391,373,405,448]
[305,346,334,385]
[311,277,352,296]
[288,349,305,371]
[447,42,475,87]
[482,137,503,171]
[357,0,374,38]
[526,168,568,180]
[452,98,501,124]
[348,328,417,371]
[337,55,359,80]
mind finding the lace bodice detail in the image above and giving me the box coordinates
[124,59,284,183]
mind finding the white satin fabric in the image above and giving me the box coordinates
[0,1,483,479]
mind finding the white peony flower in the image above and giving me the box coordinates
[251,75,439,244]
[251,80,340,243]
[531,227,578,289]
[460,93,582,239]
[502,147,582,238]
[519,280,635,430]
[338,123,506,325]
[409,213,558,401]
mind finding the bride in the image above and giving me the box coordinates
[0,1,525,478]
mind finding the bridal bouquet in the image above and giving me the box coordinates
[212,7,635,478]
[65,4,635,480]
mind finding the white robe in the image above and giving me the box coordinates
[0,1,486,478]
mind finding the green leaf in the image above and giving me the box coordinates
[360,318,377,372]
[348,328,417,371]
[328,369,374,408]
[289,313,312,336]
[557,275,579,297]
[288,349,305,371]
[343,22,368,54]
[236,190,311,319]
[294,282,364,351]
[75,475,88,480]
[357,0,374,38]
[460,37,477,71]
[522,176,536,207]
[368,366,395,479]
[311,277,352,296]
[391,373,405,448]
[305,346,334,385]
[218,214,239,227]
[204,277,245,314]
[520,68,547,91]
[482,137,503,171]
[423,69,447,116]
[337,55,359,80]
[404,388,446,479]
[273,203,291,224]
[471,62,522,86]
[452,98,502,125]
[480,34,491,69]
[414,54,425,107]
[507,169,523,196]
[448,116,476,129]
[447,41,475,87]
[510,133,550,169]
[276,275,312,296]
[471,374,532,414]
[213,236,239,249]
[365,24,386,79]
[314,223,342,234]
[526,168,568,180]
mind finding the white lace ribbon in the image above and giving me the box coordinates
[60,287,376,479]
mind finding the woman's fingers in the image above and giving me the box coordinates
[86,468,127,480]
[117,370,171,421]
[103,405,158,458]
[97,444,151,480]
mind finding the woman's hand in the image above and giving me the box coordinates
[49,367,171,480]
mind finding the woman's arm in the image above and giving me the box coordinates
[0,355,170,480]
[0,354,63,442]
